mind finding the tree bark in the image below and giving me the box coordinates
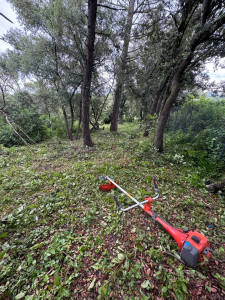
[68,99,75,140]
[143,73,171,137]
[110,0,135,131]
[82,0,97,147]
[154,54,193,151]
[76,97,82,139]
[153,80,180,151]
[62,106,71,140]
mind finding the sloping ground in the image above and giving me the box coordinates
[1,123,225,300]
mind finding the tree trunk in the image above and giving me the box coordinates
[76,97,82,139]
[143,73,171,137]
[68,100,74,140]
[62,106,71,140]
[150,73,171,115]
[154,80,180,151]
[110,0,135,131]
[82,0,97,147]
[119,96,126,124]
[110,84,123,131]
[154,55,193,151]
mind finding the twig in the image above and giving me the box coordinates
[0,12,13,24]
[63,251,76,261]
[11,121,36,144]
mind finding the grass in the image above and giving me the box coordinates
[1,122,225,299]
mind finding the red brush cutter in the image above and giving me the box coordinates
[99,176,210,269]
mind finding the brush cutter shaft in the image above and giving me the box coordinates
[106,176,145,208]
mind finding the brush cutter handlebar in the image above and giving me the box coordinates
[152,175,159,193]
[113,195,150,211]
[106,176,159,212]
[113,195,122,210]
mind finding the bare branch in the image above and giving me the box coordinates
[0,110,31,147]
[97,4,126,11]
[0,12,13,24]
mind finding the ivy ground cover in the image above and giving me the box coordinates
[1,123,225,299]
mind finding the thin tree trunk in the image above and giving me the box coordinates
[0,110,32,148]
[110,0,135,131]
[69,100,74,140]
[119,96,126,124]
[82,0,97,147]
[62,106,70,140]
[150,73,171,115]
[143,73,171,137]
[76,96,82,139]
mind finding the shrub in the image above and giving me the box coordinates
[166,96,225,179]
[0,109,50,147]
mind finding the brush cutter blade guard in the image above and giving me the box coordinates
[99,182,116,191]
[99,181,119,191]
[99,175,211,268]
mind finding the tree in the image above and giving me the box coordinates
[143,0,225,151]
[82,0,97,147]
[110,0,135,131]
[5,0,87,140]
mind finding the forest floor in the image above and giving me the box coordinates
[1,123,225,300]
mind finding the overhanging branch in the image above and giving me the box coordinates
[97,4,126,11]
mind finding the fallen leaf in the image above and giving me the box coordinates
[197,287,202,295]
[146,268,151,275]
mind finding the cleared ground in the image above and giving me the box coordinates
[1,123,225,299]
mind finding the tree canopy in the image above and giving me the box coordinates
[1,0,225,148]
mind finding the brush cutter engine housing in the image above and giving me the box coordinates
[180,232,210,268]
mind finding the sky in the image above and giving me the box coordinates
[0,0,21,52]
[0,0,225,84]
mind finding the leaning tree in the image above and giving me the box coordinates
[145,0,225,151]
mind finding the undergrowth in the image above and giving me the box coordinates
[1,123,225,299]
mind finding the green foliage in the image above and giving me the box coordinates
[166,96,225,181]
[168,96,225,134]
[0,109,50,147]
[156,265,189,300]
[0,124,225,298]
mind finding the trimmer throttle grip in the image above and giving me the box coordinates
[113,195,122,210]
[152,175,159,192]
